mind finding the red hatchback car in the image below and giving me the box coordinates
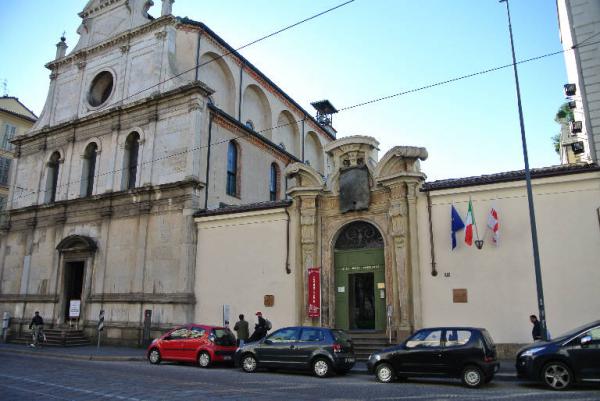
[147,324,237,367]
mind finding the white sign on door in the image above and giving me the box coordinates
[69,300,81,318]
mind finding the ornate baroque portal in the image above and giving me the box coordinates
[286,136,428,340]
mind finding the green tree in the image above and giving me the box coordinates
[552,103,574,155]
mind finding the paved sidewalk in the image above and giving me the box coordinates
[0,342,146,361]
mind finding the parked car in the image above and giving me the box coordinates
[234,326,355,377]
[367,327,499,388]
[147,324,237,367]
[516,320,600,390]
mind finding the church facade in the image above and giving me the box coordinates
[1,0,599,352]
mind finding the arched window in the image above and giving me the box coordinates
[269,163,279,201]
[46,151,61,203]
[123,132,140,190]
[226,141,239,196]
[81,142,98,197]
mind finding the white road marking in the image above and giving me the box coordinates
[0,373,143,401]
[0,383,72,400]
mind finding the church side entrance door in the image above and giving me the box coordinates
[64,261,85,320]
[334,248,385,330]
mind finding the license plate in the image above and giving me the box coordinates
[345,358,355,363]
[223,356,232,361]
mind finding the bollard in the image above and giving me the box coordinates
[2,312,10,343]
[142,309,152,346]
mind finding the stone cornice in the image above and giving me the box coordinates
[6,179,203,219]
[46,15,178,70]
[88,292,195,304]
[14,81,213,146]
[209,104,300,164]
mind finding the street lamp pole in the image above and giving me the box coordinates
[499,0,548,340]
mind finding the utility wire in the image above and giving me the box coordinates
[7,37,600,205]
[100,0,355,109]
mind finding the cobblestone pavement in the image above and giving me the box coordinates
[0,352,599,401]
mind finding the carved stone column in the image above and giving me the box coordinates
[299,195,318,324]
[406,181,423,329]
[385,182,411,334]
[285,163,325,325]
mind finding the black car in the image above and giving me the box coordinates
[234,326,355,377]
[367,327,499,388]
[516,320,600,390]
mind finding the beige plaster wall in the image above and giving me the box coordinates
[416,171,600,344]
[195,208,297,330]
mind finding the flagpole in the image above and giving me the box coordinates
[500,0,548,341]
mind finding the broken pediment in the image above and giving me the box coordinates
[374,146,428,184]
[73,0,156,52]
[285,163,325,194]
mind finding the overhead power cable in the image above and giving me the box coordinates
[7,36,600,204]
[101,0,355,109]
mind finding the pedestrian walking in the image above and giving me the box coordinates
[248,311,271,342]
[530,314,542,341]
[29,311,45,347]
[233,314,249,346]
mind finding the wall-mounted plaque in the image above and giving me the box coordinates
[453,289,468,303]
[264,295,274,307]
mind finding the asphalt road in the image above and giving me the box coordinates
[0,353,599,401]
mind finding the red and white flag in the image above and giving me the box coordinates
[464,200,474,246]
[487,207,499,245]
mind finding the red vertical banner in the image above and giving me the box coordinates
[307,267,321,318]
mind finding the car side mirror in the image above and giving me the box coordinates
[581,335,592,347]
[263,339,273,345]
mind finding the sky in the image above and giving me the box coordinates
[0,0,569,181]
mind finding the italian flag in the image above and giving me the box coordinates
[464,200,474,246]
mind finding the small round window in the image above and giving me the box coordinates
[88,71,114,107]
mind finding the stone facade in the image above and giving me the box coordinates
[0,0,333,344]
[286,136,428,340]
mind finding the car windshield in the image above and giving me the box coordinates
[553,321,599,342]
[332,330,351,344]
[213,328,236,346]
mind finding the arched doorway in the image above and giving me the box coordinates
[334,221,385,330]
[56,235,97,323]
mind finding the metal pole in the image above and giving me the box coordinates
[500,0,548,341]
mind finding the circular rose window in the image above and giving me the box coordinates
[88,71,114,107]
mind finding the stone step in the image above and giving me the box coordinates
[10,329,91,347]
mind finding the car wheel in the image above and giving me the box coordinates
[461,365,484,388]
[198,351,211,368]
[375,362,395,383]
[241,354,258,373]
[542,361,572,390]
[312,358,332,378]
[148,348,161,365]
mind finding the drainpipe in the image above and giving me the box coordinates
[284,208,291,274]
[426,190,437,277]
[194,30,202,81]
[203,114,213,210]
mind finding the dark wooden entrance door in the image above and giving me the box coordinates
[64,261,84,320]
[349,272,375,329]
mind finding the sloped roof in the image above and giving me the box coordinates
[0,96,38,122]
[421,163,600,191]
[195,200,292,217]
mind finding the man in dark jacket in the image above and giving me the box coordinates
[248,312,268,342]
[530,315,541,341]
[29,311,44,347]
[233,314,249,346]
